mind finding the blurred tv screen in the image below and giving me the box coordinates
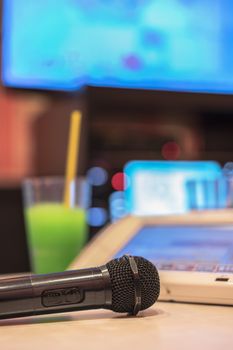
[2,0,233,92]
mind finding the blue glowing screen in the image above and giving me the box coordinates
[116,225,233,272]
[124,161,222,215]
[2,0,233,91]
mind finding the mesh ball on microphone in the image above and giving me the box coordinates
[106,255,160,314]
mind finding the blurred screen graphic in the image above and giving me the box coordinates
[124,161,222,216]
[2,0,233,92]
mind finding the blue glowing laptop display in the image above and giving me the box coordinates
[2,0,233,92]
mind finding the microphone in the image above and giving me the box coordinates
[0,255,160,320]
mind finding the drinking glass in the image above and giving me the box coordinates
[23,177,90,274]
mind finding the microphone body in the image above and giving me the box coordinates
[0,256,160,320]
[0,266,111,319]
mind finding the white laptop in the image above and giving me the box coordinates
[70,210,233,306]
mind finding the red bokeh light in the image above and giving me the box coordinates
[162,141,181,160]
[111,172,125,191]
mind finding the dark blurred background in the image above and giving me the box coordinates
[1,0,233,273]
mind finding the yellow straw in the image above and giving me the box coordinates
[64,110,82,207]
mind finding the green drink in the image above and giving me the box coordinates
[23,177,90,274]
[25,204,87,274]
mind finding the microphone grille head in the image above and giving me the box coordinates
[106,256,160,314]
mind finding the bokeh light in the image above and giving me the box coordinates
[109,191,127,222]
[161,141,181,160]
[87,207,108,227]
[223,162,233,177]
[87,167,108,186]
[111,172,125,191]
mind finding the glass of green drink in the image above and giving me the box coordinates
[23,177,90,274]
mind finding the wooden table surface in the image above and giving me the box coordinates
[0,301,232,350]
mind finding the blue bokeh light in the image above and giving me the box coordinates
[87,207,108,227]
[87,167,108,186]
[109,191,127,222]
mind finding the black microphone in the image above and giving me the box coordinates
[0,255,160,320]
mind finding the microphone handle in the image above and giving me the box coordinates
[0,266,112,320]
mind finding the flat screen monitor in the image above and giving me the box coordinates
[2,0,233,92]
[124,161,223,216]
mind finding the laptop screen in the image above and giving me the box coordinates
[116,225,233,273]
